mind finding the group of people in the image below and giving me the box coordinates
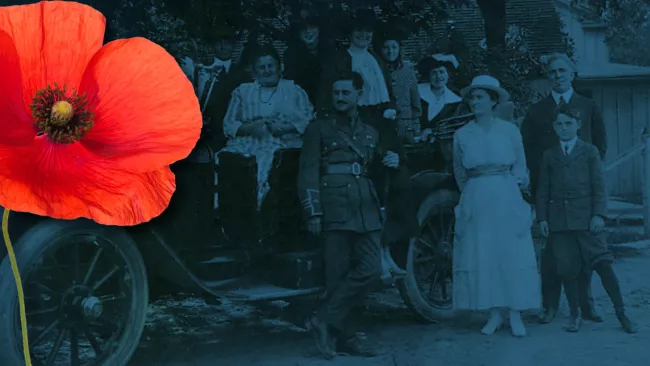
[183,9,481,152]
[182,8,639,360]
[297,56,638,361]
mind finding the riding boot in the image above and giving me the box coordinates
[335,333,378,357]
[380,247,406,283]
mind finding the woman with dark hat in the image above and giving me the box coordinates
[416,54,464,139]
[283,9,333,104]
[316,8,396,123]
[375,23,422,142]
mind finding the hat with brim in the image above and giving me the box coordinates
[289,9,322,32]
[374,20,407,43]
[208,25,238,43]
[460,75,510,104]
[416,54,459,78]
[343,8,377,34]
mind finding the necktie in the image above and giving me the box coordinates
[558,95,567,108]
[217,66,227,81]
[564,144,570,156]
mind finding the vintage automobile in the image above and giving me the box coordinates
[0,110,470,365]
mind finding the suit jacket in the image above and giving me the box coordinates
[420,101,468,131]
[535,139,606,232]
[360,108,419,244]
[202,64,251,150]
[521,92,607,198]
[283,39,335,105]
[316,47,396,118]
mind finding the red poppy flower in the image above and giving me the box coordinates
[0,1,202,226]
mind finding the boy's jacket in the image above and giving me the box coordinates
[536,139,606,232]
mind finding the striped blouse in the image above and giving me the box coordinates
[223,79,315,143]
[389,63,422,135]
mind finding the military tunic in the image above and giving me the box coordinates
[297,115,384,233]
[298,114,385,335]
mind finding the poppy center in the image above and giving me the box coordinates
[50,101,74,126]
[30,83,95,144]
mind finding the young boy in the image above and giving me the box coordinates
[536,108,637,333]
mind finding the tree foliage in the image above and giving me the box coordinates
[602,0,650,65]
[110,0,481,58]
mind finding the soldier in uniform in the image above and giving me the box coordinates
[298,70,399,359]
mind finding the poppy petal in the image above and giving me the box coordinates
[0,30,36,146]
[0,1,105,111]
[0,138,175,226]
[79,38,202,172]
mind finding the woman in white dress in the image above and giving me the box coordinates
[452,75,541,337]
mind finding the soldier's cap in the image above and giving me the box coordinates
[540,53,578,73]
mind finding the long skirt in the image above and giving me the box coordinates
[452,174,541,311]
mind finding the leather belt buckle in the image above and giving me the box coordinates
[351,162,362,176]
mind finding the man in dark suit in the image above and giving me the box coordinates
[200,27,250,151]
[521,53,607,324]
[536,108,636,333]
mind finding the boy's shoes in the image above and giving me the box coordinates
[582,310,604,323]
[616,312,638,334]
[565,316,581,333]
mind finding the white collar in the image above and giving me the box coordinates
[418,85,461,121]
[206,58,232,72]
[560,137,578,153]
[551,88,574,104]
[418,84,461,105]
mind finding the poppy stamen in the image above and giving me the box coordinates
[30,83,95,144]
[50,101,74,126]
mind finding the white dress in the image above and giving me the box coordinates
[452,119,541,311]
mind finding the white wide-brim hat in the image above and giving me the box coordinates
[460,75,510,104]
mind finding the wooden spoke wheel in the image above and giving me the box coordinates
[0,220,149,366]
[399,189,458,322]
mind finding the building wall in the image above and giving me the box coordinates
[555,0,610,70]
[554,1,650,199]
[577,80,650,199]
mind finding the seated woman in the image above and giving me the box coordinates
[416,54,466,139]
[218,43,315,209]
[223,43,314,147]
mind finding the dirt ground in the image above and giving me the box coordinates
[129,246,650,366]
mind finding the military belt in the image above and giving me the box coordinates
[323,162,366,177]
